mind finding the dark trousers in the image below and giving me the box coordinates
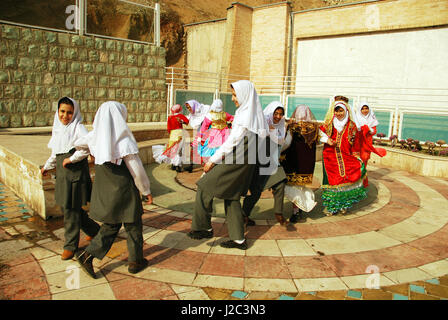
[63,207,100,252]
[86,219,143,263]
[193,187,245,241]
[242,180,286,217]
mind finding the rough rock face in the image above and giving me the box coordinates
[0,0,357,67]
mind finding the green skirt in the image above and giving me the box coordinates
[55,150,91,210]
[89,161,143,224]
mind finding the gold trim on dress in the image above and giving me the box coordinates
[286,173,313,186]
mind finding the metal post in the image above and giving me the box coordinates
[155,2,161,46]
[78,0,85,36]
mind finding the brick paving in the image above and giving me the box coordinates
[1,162,448,300]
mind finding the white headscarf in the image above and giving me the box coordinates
[231,80,269,138]
[48,97,86,154]
[292,104,316,122]
[84,101,139,165]
[186,99,210,129]
[263,101,286,140]
[210,99,223,112]
[333,101,349,133]
[205,99,224,120]
[354,101,379,129]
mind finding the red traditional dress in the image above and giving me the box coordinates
[319,100,367,214]
[153,104,189,167]
[354,102,387,187]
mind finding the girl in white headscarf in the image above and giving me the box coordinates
[243,101,288,226]
[74,101,152,278]
[197,99,234,161]
[318,96,366,216]
[188,80,269,250]
[353,102,386,187]
[41,97,100,261]
[280,104,319,223]
[185,99,210,130]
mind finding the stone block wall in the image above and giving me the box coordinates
[0,24,167,128]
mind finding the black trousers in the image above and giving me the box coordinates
[63,207,100,252]
[242,180,286,217]
[85,219,143,263]
[192,187,246,241]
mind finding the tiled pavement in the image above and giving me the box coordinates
[1,164,448,300]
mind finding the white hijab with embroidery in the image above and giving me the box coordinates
[48,97,87,154]
[354,101,379,129]
[231,80,269,138]
[83,101,139,165]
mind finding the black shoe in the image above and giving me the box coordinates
[175,166,182,172]
[170,165,176,171]
[290,210,305,224]
[220,240,247,250]
[244,216,255,227]
[128,258,148,274]
[76,250,96,279]
[187,230,213,240]
[185,165,193,173]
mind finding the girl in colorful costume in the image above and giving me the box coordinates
[353,101,387,187]
[319,96,367,215]
[197,99,234,161]
[280,104,319,223]
[153,104,190,172]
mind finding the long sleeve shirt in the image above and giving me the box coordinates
[209,125,247,164]
[74,137,151,196]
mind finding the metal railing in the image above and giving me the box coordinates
[165,67,448,143]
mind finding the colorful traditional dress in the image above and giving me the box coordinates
[353,102,387,187]
[281,105,319,215]
[319,99,367,215]
[153,104,189,167]
[198,99,234,160]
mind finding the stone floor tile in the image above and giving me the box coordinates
[315,290,347,300]
[246,291,283,300]
[410,291,440,300]
[294,277,348,292]
[244,256,291,279]
[0,276,49,300]
[109,276,176,300]
[361,288,393,300]
[277,239,317,256]
[245,278,297,292]
[46,267,108,294]
[202,287,234,300]
[341,274,395,290]
[199,254,244,278]
[30,246,57,260]
[423,282,448,298]
[383,268,433,284]
[52,283,116,300]
[392,293,409,300]
[178,288,210,300]
[382,283,410,296]
[245,239,282,257]
[417,259,448,278]
[284,256,338,279]
[294,292,325,300]
[135,267,196,286]
[170,285,198,295]
[193,274,244,291]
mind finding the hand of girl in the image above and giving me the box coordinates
[62,158,72,168]
[40,167,47,176]
[203,161,215,173]
[327,138,336,147]
[146,194,153,205]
